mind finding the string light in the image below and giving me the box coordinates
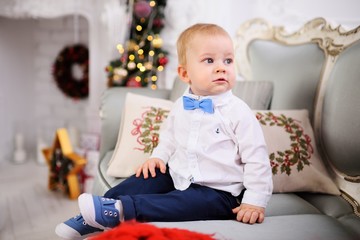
[116,44,124,54]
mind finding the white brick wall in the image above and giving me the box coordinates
[33,16,90,148]
[0,16,91,162]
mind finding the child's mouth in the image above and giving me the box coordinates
[213,78,228,82]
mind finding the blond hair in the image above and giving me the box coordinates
[176,23,230,66]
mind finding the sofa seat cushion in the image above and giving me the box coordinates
[152,214,357,240]
[98,150,343,218]
[265,193,320,216]
[297,193,355,218]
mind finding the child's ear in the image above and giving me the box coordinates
[177,65,190,84]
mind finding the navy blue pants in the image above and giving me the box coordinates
[104,168,242,222]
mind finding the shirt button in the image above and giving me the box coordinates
[189,176,194,183]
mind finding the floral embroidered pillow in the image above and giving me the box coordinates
[107,93,173,178]
[255,110,340,195]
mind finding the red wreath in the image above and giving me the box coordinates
[53,44,89,99]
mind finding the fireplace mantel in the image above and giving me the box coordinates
[0,0,97,19]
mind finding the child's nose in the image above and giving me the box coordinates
[216,67,226,73]
[215,61,226,73]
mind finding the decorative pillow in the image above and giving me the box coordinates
[255,109,340,195]
[106,93,173,178]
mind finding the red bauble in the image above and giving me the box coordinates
[134,0,152,18]
[153,18,164,28]
[126,77,142,87]
[158,57,168,66]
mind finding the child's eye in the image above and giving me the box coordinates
[224,58,233,64]
[204,58,214,63]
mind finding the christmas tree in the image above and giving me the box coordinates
[106,0,168,89]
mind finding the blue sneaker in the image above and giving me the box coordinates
[79,193,121,230]
[55,214,103,240]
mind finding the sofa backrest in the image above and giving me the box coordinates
[235,18,326,122]
[315,31,360,178]
[235,18,360,212]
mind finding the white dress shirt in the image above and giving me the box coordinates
[150,88,273,208]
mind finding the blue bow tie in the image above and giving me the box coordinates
[183,96,214,114]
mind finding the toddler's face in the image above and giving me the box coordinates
[181,33,236,96]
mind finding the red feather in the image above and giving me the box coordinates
[91,221,215,240]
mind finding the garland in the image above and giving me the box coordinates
[53,44,89,99]
[256,112,313,176]
[131,107,170,154]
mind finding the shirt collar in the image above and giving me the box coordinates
[183,87,233,107]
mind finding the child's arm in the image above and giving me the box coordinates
[135,158,166,179]
[232,203,265,224]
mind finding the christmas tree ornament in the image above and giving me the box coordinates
[128,61,137,70]
[114,67,128,78]
[158,56,168,66]
[134,0,152,18]
[126,77,143,87]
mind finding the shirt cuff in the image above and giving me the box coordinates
[241,189,272,208]
[150,151,169,164]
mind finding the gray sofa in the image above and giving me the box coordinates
[92,18,360,239]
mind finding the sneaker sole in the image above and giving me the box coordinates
[55,222,100,240]
[79,193,106,230]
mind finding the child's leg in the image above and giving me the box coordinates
[120,184,240,222]
[104,168,176,198]
[56,169,175,238]
[78,168,177,229]
[80,183,240,228]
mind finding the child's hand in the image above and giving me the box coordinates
[232,203,265,224]
[135,158,166,179]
